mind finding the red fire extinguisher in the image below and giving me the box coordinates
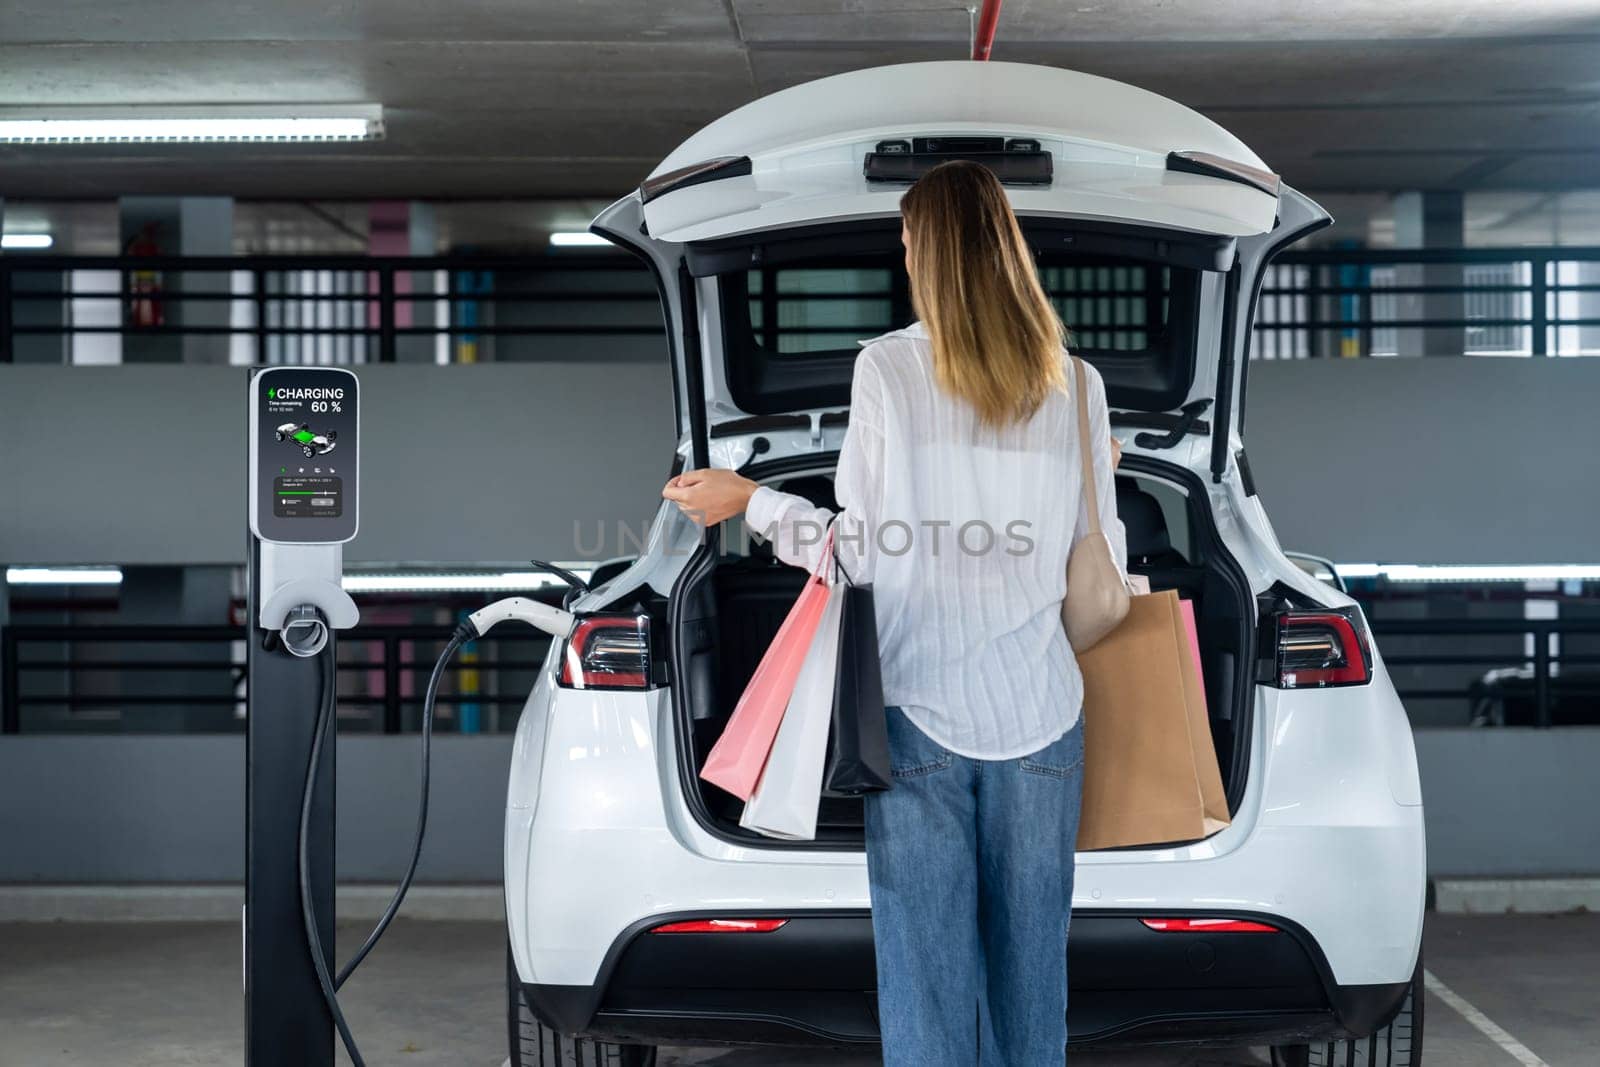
[125,222,165,329]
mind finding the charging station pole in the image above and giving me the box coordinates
[245,541,335,1065]
[244,367,360,1067]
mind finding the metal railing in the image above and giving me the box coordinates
[1,624,552,734]
[9,245,1600,365]
[4,616,1595,732]
[1369,617,1600,728]
[0,252,661,364]
[1259,246,1600,359]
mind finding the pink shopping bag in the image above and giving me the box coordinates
[740,581,846,839]
[700,537,836,801]
[1179,598,1209,720]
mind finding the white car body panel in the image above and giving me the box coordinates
[648,169,1278,246]
[509,60,1426,1045]
[506,643,1423,994]
[505,436,1426,989]
[645,62,1278,243]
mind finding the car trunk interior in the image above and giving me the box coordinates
[669,457,1255,850]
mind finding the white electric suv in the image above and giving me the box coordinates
[505,62,1426,1067]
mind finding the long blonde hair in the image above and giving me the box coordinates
[900,160,1066,426]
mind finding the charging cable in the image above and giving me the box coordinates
[298,642,362,1063]
[294,597,576,1065]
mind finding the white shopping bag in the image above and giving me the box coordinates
[739,580,845,840]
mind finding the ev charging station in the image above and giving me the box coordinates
[242,366,575,1066]
[245,365,361,1067]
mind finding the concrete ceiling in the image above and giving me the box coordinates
[2,0,1600,202]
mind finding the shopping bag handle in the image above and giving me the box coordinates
[808,524,838,584]
[828,520,858,588]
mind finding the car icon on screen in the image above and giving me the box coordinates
[275,421,338,458]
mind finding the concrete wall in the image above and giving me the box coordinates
[0,736,510,883]
[0,363,674,566]
[4,356,1599,885]
[1246,356,1600,565]
[1415,729,1600,878]
[3,355,1594,568]
[2,729,1595,883]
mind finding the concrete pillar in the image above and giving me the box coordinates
[368,201,440,363]
[117,196,235,363]
[1393,190,1465,356]
[177,198,235,364]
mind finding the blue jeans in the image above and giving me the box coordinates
[864,706,1084,1067]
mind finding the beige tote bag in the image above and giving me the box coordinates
[1061,356,1131,652]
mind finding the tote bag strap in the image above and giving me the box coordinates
[1073,356,1102,538]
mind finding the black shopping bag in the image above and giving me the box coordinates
[823,575,892,795]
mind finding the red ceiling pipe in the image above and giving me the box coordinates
[972,0,1003,61]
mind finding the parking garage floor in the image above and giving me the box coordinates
[0,913,1591,1066]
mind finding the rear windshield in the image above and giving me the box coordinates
[718,238,1203,415]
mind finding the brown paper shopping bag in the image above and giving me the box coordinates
[1179,597,1230,839]
[1075,590,1231,850]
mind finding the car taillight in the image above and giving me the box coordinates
[1274,608,1372,688]
[558,614,651,690]
[1141,917,1280,933]
[651,918,788,934]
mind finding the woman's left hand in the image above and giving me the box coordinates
[1110,435,1123,469]
[662,467,759,526]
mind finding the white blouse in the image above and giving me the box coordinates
[744,321,1128,760]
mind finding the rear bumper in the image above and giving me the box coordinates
[518,910,1410,1049]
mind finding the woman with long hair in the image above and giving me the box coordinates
[663,159,1126,1064]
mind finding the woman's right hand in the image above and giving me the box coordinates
[662,467,760,526]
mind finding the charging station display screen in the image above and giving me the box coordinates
[251,367,358,544]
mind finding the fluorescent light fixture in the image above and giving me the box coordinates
[0,105,384,144]
[1336,563,1600,583]
[6,566,123,585]
[342,569,592,594]
[548,231,612,248]
[1380,564,1600,583]
[1,233,53,250]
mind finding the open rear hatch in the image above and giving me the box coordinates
[598,62,1328,475]
[598,61,1293,441]
[588,60,1331,850]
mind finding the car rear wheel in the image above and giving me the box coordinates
[507,947,656,1067]
[1273,957,1424,1067]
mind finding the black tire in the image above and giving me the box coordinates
[507,946,656,1067]
[1273,956,1424,1067]
[302,445,315,458]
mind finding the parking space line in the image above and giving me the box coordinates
[1424,968,1551,1067]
